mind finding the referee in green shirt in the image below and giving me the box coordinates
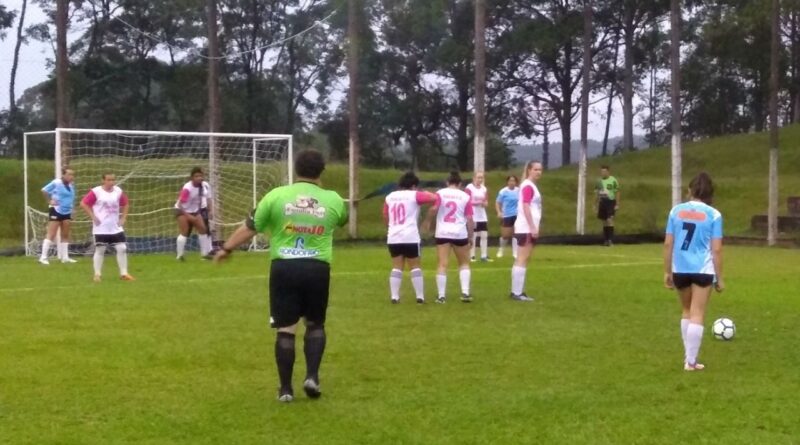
[595,165,620,246]
[215,149,348,402]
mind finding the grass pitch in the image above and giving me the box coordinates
[1,244,799,444]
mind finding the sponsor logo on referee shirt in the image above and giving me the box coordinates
[284,196,327,218]
[278,237,320,258]
[284,222,325,235]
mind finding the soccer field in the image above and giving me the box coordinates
[1,244,798,444]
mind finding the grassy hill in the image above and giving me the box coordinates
[2,126,799,249]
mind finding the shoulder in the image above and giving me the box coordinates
[114,186,124,194]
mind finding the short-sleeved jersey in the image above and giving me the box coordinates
[252,181,347,264]
[666,201,723,275]
[82,186,128,235]
[514,179,542,235]
[596,176,620,200]
[42,178,76,215]
[434,188,473,240]
[496,186,519,217]
[384,190,433,244]
[465,183,488,222]
[175,181,211,214]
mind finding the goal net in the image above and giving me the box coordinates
[24,129,293,256]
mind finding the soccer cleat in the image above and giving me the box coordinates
[684,362,706,372]
[480,257,493,263]
[470,256,476,262]
[391,298,400,304]
[38,258,50,265]
[278,390,294,403]
[93,275,102,283]
[496,250,504,258]
[61,258,78,264]
[120,274,136,281]
[303,378,322,399]
[510,292,534,302]
[177,256,185,262]
[416,297,425,304]
[435,297,446,304]
[201,254,214,261]
[460,294,473,303]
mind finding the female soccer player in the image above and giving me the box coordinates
[39,167,77,265]
[175,167,213,260]
[495,175,519,259]
[663,172,724,371]
[80,173,134,282]
[510,161,543,302]
[383,172,437,304]
[465,172,490,261]
[424,171,474,304]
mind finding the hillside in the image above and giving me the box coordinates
[1,126,799,249]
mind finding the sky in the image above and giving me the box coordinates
[0,0,630,143]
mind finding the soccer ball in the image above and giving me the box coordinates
[712,318,736,341]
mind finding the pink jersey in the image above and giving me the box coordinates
[434,188,473,240]
[384,190,435,244]
[465,183,488,222]
[82,186,129,235]
[175,181,211,214]
[514,179,542,235]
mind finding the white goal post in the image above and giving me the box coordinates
[24,128,293,256]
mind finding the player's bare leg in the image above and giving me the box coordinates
[497,226,512,258]
[39,221,60,265]
[684,284,711,370]
[435,244,450,303]
[454,244,472,302]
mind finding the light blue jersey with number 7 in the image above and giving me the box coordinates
[666,201,723,274]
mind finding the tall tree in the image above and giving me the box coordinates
[577,0,592,234]
[768,0,779,245]
[474,0,487,173]
[669,0,681,206]
[8,0,25,112]
[348,0,361,238]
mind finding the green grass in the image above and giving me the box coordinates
[3,125,800,249]
[1,244,799,444]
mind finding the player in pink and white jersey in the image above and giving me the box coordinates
[174,167,213,260]
[80,173,134,282]
[424,171,475,304]
[465,172,490,262]
[383,172,437,304]
[510,161,543,302]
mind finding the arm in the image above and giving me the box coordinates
[495,199,503,218]
[81,191,99,225]
[712,240,724,292]
[520,186,536,237]
[42,182,56,206]
[382,202,390,226]
[119,193,129,227]
[615,189,621,209]
[215,224,258,262]
[663,234,675,289]
[422,194,441,234]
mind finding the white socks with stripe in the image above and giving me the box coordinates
[93,245,106,276]
[389,269,402,300]
[459,268,471,295]
[116,243,129,276]
[410,268,424,299]
[436,273,447,299]
[176,235,187,258]
[511,266,526,296]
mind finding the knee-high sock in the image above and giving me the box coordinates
[116,243,129,276]
[275,332,296,392]
[459,267,471,295]
[480,231,488,258]
[59,242,71,260]
[199,234,211,255]
[93,245,106,276]
[511,265,526,295]
[176,235,187,258]
[41,239,52,260]
[436,273,447,298]
[511,237,519,257]
[410,268,424,299]
[608,226,615,242]
[680,318,690,345]
[498,238,507,255]
[685,323,704,365]
[389,269,402,300]
[304,326,326,381]
[470,234,478,258]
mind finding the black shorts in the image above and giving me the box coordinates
[598,199,617,220]
[435,238,469,247]
[672,273,714,290]
[388,243,420,259]
[269,259,331,328]
[48,208,71,221]
[94,232,126,245]
[475,221,488,232]
[501,216,517,228]
[514,233,538,247]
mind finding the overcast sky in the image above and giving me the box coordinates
[0,0,630,143]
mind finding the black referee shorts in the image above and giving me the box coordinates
[269,259,331,329]
[597,198,616,220]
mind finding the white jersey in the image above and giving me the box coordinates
[514,179,542,235]
[175,181,211,214]
[83,186,128,235]
[465,183,488,222]
[384,190,431,244]
[434,188,473,240]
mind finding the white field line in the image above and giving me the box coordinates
[0,260,659,295]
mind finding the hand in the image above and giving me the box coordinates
[715,278,725,293]
[49,199,58,207]
[119,217,127,228]
[664,273,674,290]
[497,212,503,219]
[213,248,231,263]
[93,217,101,226]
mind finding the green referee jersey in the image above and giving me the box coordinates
[252,181,348,263]
[596,176,620,200]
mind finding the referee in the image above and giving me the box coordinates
[595,165,620,246]
[215,149,348,402]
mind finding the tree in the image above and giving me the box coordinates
[8,0,25,111]
[768,0,779,245]
[56,0,70,170]
[0,3,14,39]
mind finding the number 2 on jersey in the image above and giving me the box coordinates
[390,203,406,225]
[443,201,458,223]
[680,222,696,251]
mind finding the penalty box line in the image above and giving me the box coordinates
[0,260,659,295]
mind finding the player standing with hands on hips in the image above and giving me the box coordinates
[39,167,77,264]
[466,172,490,262]
[663,172,725,372]
[80,173,134,282]
[510,162,543,302]
[214,150,348,402]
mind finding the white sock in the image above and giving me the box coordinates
[59,242,70,260]
[176,235,187,258]
[390,269,402,300]
[480,231,488,258]
[470,234,477,258]
[410,268,424,299]
[199,234,211,255]
[498,238,507,255]
[93,245,106,276]
[41,239,52,260]
[512,237,518,257]
[511,265,526,295]
[116,243,129,276]
[436,273,447,298]
[459,268,471,295]
[685,323,704,365]
[680,318,690,345]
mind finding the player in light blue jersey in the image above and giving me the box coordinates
[39,168,77,265]
[663,172,725,371]
[494,175,519,258]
